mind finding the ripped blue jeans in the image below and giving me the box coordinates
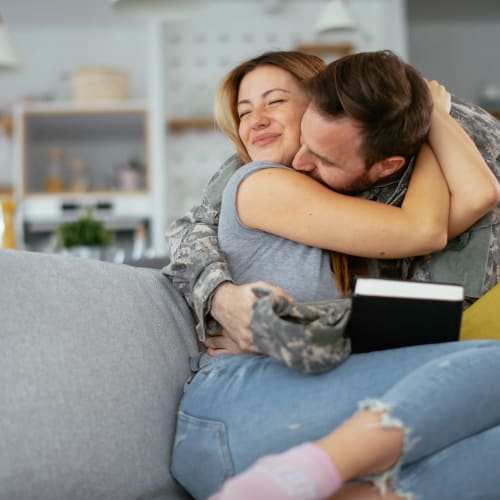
[171,340,500,499]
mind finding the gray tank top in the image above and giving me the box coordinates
[218,161,341,302]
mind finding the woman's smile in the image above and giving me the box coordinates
[252,132,281,148]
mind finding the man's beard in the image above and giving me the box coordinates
[306,171,373,195]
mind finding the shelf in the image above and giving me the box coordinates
[15,103,155,256]
[294,43,353,57]
[167,117,215,132]
[19,105,149,196]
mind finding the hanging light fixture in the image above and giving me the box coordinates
[110,0,206,21]
[0,15,21,68]
[314,0,357,34]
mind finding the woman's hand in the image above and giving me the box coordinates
[427,79,451,114]
[204,328,258,356]
[426,80,500,238]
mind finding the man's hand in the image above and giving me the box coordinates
[209,281,294,353]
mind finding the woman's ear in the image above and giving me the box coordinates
[369,156,406,182]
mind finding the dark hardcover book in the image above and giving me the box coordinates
[346,277,464,353]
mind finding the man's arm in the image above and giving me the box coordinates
[163,154,240,340]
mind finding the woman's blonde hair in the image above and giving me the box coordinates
[214,50,364,295]
[214,50,326,164]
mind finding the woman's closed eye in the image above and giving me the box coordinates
[238,98,288,120]
[268,98,286,106]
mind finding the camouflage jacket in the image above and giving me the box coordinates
[164,97,500,342]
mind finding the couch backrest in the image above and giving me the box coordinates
[0,249,197,500]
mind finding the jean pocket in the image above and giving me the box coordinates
[171,411,234,499]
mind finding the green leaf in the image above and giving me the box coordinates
[56,208,114,248]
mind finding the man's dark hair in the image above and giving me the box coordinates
[302,50,433,168]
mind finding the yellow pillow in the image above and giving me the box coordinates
[460,283,500,340]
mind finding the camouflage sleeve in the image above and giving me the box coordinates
[250,287,352,374]
[163,154,241,340]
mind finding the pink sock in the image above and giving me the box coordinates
[209,442,342,500]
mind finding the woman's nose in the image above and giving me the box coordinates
[250,109,270,129]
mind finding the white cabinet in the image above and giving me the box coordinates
[14,102,156,257]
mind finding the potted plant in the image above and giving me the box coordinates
[56,208,114,259]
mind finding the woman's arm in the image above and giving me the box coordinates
[237,146,449,259]
[426,80,500,239]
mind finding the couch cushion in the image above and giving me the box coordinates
[0,249,197,500]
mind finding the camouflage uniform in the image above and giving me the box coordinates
[164,98,500,373]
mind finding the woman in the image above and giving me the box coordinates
[170,51,500,499]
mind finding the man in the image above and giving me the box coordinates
[164,50,500,354]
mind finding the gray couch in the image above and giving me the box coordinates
[0,249,198,500]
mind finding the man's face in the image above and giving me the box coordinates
[292,105,380,193]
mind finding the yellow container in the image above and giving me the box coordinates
[1,198,17,249]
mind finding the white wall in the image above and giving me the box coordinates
[407,0,500,103]
[408,21,500,102]
[0,25,147,107]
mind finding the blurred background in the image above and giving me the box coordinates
[0,0,499,260]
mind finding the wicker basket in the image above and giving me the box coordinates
[71,66,129,102]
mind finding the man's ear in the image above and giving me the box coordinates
[369,156,406,182]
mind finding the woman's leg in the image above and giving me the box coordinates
[209,409,404,500]
[171,341,497,499]
[319,340,500,495]
[331,424,500,500]
[207,342,500,499]
[394,424,500,500]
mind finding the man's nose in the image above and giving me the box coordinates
[292,145,314,171]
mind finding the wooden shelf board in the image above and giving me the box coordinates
[167,117,215,132]
[294,43,353,56]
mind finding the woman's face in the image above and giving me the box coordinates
[237,65,309,165]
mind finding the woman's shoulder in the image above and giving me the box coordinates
[225,161,294,193]
[238,160,293,176]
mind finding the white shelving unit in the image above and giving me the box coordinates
[13,101,157,257]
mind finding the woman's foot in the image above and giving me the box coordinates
[209,442,342,500]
